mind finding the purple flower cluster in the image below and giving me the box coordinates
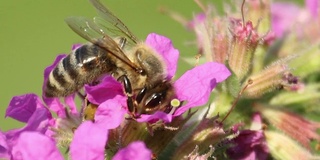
[1,33,230,159]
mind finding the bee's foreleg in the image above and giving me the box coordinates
[136,87,147,104]
[118,75,136,116]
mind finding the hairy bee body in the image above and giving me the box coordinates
[45,43,117,97]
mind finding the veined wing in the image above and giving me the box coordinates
[65,16,103,42]
[65,16,143,73]
[89,0,139,47]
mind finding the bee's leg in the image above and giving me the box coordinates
[136,87,147,104]
[119,37,127,49]
[118,75,135,116]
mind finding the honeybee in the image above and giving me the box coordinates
[44,0,175,117]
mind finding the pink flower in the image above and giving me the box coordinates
[306,0,319,18]
[3,93,55,159]
[6,94,46,123]
[5,94,52,134]
[85,33,231,123]
[138,33,230,121]
[271,0,319,37]
[271,3,301,37]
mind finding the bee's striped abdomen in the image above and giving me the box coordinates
[45,53,78,97]
[44,44,112,97]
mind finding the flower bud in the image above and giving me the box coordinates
[265,131,320,160]
[228,20,260,80]
[243,61,289,98]
[255,104,320,149]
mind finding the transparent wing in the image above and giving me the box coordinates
[65,16,104,42]
[65,16,142,72]
[89,0,139,47]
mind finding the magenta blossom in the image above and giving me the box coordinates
[3,93,54,159]
[2,82,126,160]
[3,92,126,159]
[85,33,231,123]
[2,45,84,159]
[271,0,319,37]
[141,33,230,121]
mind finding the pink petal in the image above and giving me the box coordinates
[6,94,42,123]
[43,97,66,117]
[6,108,51,139]
[145,33,179,79]
[306,0,319,18]
[11,132,63,160]
[85,76,125,105]
[70,99,125,160]
[70,121,108,160]
[0,131,9,159]
[112,141,152,160]
[174,62,231,116]
[137,111,172,123]
[271,3,300,37]
[95,99,126,129]
[23,108,51,133]
[64,94,78,114]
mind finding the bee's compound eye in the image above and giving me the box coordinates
[145,92,165,109]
